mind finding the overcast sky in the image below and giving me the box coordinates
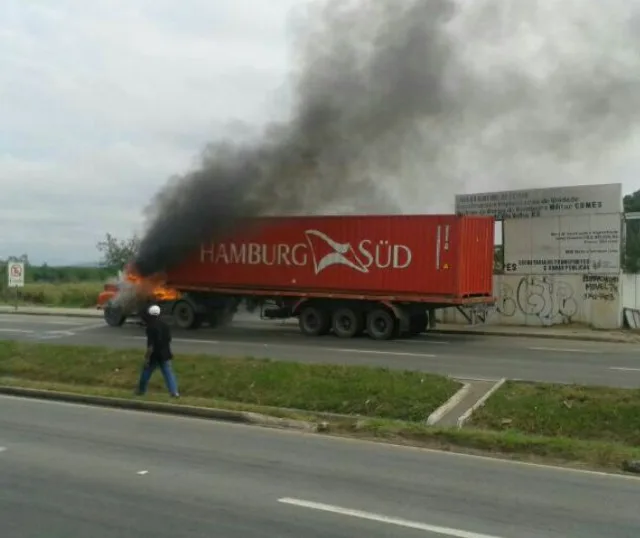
[1,0,298,265]
[2,0,639,265]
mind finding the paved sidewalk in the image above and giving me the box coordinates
[431,322,640,343]
[0,305,102,318]
[1,304,639,343]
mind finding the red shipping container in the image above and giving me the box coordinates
[166,214,494,300]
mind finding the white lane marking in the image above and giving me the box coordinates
[456,376,501,383]
[0,394,637,482]
[610,367,640,372]
[528,346,599,353]
[46,323,107,335]
[323,348,437,358]
[0,328,33,333]
[129,337,222,345]
[277,498,505,538]
[127,336,438,358]
[23,323,112,341]
[0,317,82,326]
[137,470,149,475]
[404,339,450,345]
[64,322,108,333]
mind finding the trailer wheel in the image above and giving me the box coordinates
[103,303,125,327]
[172,300,201,330]
[332,307,364,338]
[366,308,397,341]
[298,306,330,336]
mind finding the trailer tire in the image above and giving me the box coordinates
[172,300,201,330]
[332,307,364,338]
[366,308,398,341]
[104,303,125,327]
[298,306,330,337]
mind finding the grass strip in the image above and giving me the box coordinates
[1,377,638,473]
[329,419,640,472]
[469,380,640,445]
[0,340,460,421]
[0,281,104,308]
[3,341,640,472]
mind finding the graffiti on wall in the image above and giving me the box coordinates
[471,277,579,323]
[582,274,619,302]
[453,273,621,327]
[509,276,579,324]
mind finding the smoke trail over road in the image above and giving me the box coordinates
[133,0,640,277]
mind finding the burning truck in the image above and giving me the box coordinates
[97,213,496,340]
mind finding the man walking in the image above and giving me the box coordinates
[136,304,179,398]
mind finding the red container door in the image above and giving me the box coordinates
[433,217,459,296]
[456,216,494,297]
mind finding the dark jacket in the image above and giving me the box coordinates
[145,318,173,363]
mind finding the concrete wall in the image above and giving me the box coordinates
[438,273,623,329]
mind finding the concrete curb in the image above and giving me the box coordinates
[430,328,634,344]
[456,378,507,429]
[0,385,315,432]
[425,382,472,426]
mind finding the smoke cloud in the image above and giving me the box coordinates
[133,0,640,277]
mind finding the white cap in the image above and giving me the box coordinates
[147,304,161,316]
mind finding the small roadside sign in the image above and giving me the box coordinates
[8,262,25,288]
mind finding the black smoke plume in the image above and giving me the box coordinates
[133,0,640,277]
[132,0,456,276]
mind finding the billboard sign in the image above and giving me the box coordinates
[503,213,621,275]
[454,183,622,220]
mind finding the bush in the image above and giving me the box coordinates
[0,282,104,308]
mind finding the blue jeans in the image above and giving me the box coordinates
[137,359,179,396]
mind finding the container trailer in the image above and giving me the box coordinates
[98,213,496,340]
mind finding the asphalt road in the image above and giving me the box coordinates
[2,394,639,538]
[2,313,640,387]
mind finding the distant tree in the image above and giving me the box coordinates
[623,190,640,273]
[96,233,140,269]
[1,253,29,264]
[493,245,504,274]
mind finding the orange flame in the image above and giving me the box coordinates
[123,266,181,302]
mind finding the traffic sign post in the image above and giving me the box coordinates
[7,262,25,310]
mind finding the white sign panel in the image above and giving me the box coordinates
[7,262,24,288]
[7,262,25,287]
[455,183,622,220]
[503,214,621,275]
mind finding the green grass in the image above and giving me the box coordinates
[2,375,639,472]
[330,419,640,471]
[2,341,640,472]
[0,281,104,308]
[469,380,640,445]
[0,341,461,420]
